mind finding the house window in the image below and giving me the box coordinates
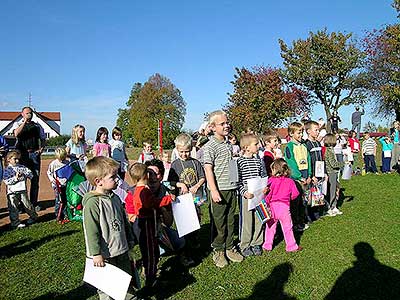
[46,132,50,139]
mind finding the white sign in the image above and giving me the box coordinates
[172,193,201,237]
[246,176,268,211]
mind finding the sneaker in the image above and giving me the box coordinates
[226,248,244,263]
[251,245,263,256]
[15,223,26,229]
[288,246,304,253]
[35,205,41,212]
[241,247,253,257]
[303,224,310,230]
[332,208,343,215]
[26,218,36,225]
[326,209,336,217]
[212,251,228,268]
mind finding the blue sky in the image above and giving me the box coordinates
[0,0,397,140]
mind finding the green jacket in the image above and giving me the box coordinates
[284,141,312,180]
[325,147,345,174]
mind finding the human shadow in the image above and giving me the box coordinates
[0,230,79,259]
[236,262,297,300]
[325,242,400,300]
[337,188,354,208]
[31,283,97,300]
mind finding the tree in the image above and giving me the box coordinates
[364,3,400,120]
[46,134,70,147]
[225,66,309,135]
[279,29,368,132]
[117,74,186,149]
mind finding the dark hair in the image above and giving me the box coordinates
[145,158,165,177]
[95,127,109,143]
[21,106,33,112]
[112,126,122,139]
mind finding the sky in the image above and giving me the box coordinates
[0,0,397,140]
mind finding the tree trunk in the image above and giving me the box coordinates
[324,105,332,133]
[395,108,400,122]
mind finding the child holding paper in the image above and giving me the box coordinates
[168,133,205,264]
[237,133,265,257]
[125,162,175,288]
[82,156,137,300]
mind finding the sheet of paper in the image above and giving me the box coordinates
[83,258,131,300]
[172,193,200,237]
[315,161,325,178]
[246,177,268,211]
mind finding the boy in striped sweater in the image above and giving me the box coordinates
[237,133,265,257]
[362,132,378,174]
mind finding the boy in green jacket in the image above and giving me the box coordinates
[83,156,137,300]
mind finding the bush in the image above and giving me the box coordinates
[46,134,70,147]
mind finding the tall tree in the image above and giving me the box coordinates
[117,74,186,148]
[225,66,309,135]
[364,2,400,120]
[279,29,368,132]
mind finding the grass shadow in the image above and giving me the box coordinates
[337,188,354,208]
[236,262,297,300]
[325,242,400,299]
[30,283,97,300]
[0,230,79,259]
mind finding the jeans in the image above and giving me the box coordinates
[25,152,41,206]
[352,123,361,139]
[364,155,378,173]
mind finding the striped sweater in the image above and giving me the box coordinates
[237,156,263,196]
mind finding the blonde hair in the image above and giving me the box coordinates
[304,121,319,133]
[5,150,21,166]
[271,158,291,177]
[112,127,122,139]
[128,162,148,185]
[263,130,278,143]
[240,133,258,148]
[174,133,192,149]
[71,124,86,145]
[85,156,119,186]
[324,133,337,147]
[288,122,303,135]
[55,147,67,161]
[208,110,227,125]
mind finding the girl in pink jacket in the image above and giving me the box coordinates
[262,158,303,252]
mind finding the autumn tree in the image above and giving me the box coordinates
[364,2,400,120]
[117,74,186,149]
[225,66,309,135]
[279,29,368,132]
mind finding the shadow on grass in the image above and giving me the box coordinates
[31,283,97,300]
[325,242,400,300]
[337,188,354,208]
[236,262,297,300]
[0,230,79,259]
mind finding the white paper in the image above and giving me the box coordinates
[246,177,268,211]
[315,161,325,178]
[83,258,132,300]
[384,150,392,158]
[354,142,359,150]
[172,193,200,237]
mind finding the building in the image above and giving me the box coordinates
[0,111,61,145]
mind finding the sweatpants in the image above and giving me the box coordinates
[7,191,37,227]
[239,196,264,250]
[327,172,339,210]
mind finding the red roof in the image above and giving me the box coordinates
[0,111,60,121]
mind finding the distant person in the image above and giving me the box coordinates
[263,130,279,177]
[348,130,361,166]
[389,121,400,171]
[138,141,155,163]
[3,150,37,229]
[13,106,46,211]
[0,134,9,189]
[109,126,128,180]
[362,132,378,174]
[328,111,341,134]
[82,156,137,300]
[47,147,69,223]
[92,127,111,157]
[262,158,303,252]
[65,124,87,161]
[379,135,393,173]
[228,133,240,157]
[351,106,364,139]
[317,118,327,146]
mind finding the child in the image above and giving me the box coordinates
[125,163,174,288]
[168,133,205,264]
[237,133,264,257]
[348,130,361,165]
[362,132,378,174]
[328,111,341,134]
[92,127,111,157]
[0,135,9,189]
[304,121,328,220]
[274,137,283,159]
[262,158,302,252]
[228,133,240,157]
[3,150,37,228]
[65,124,87,161]
[138,141,155,163]
[82,156,137,300]
[263,130,279,177]
[284,122,311,231]
[109,126,128,180]
[324,134,345,216]
[47,147,69,223]
[203,110,243,268]
[379,135,393,173]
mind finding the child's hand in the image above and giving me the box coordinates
[210,190,222,203]
[244,192,254,199]
[177,183,189,194]
[128,214,137,223]
[263,186,270,195]
[189,185,199,195]
[171,194,176,201]
[306,178,312,185]
[312,176,318,184]
[93,255,105,267]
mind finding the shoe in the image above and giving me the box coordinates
[288,246,303,253]
[241,247,254,257]
[332,208,343,215]
[35,206,41,212]
[303,224,310,230]
[326,209,336,217]
[26,218,36,225]
[15,223,26,229]
[212,251,228,268]
[251,245,263,256]
[226,248,244,263]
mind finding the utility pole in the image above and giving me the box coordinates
[28,92,32,108]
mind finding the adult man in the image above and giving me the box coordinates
[351,106,364,139]
[13,107,46,210]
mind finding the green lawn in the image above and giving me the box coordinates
[1,173,399,300]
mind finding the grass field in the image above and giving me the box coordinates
[1,173,399,300]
